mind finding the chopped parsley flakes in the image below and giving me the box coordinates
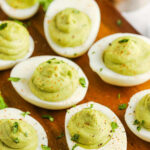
[42,115,54,122]
[79,77,86,87]
[72,144,78,150]
[13,137,19,143]
[133,120,145,131]
[0,94,7,109]
[8,77,21,82]
[0,23,7,30]
[118,39,129,43]
[56,132,65,139]
[41,145,51,150]
[118,104,127,110]
[21,111,31,117]
[111,122,118,132]
[116,19,122,26]
[71,134,80,142]
[12,122,18,134]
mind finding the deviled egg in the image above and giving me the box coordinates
[0,108,48,150]
[88,33,150,86]
[1,0,39,20]
[44,0,100,58]
[65,102,127,150]
[0,20,34,70]
[10,56,88,110]
[125,89,150,142]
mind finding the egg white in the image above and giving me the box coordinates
[0,0,39,20]
[125,89,150,142]
[0,107,48,150]
[44,0,100,58]
[0,35,34,71]
[88,33,150,87]
[10,56,89,110]
[65,102,127,150]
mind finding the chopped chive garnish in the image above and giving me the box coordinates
[79,77,86,87]
[24,132,28,137]
[72,144,78,150]
[13,137,19,143]
[71,134,80,142]
[42,115,54,122]
[21,111,31,117]
[118,39,129,43]
[86,104,94,109]
[117,93,121,99]
[56,132,65,139]
[0,94,7,109]
[111,122,118,132]
[133,120,145,131]
[118,104,127,110]
[0,23,7,30]
[100,68,103,72]
[12,122,18,133]
[116,19,122,26]
[41,145,51,150]
[8,77,20,82]
[39,0,54,11]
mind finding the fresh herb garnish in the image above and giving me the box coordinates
[100,68,103,72]
[21,111,31,117]
[0,23,7,30]
[133,120,145,131]
[111,122,118,132]
[8,77,20,82]
[42,115,54,122]
[71,134,80,142]
[12,122,18,133]
[0,94,7,109]
[13,137,19,143]
[86,104,94,109]
[67,71,72,77]
[117,93,121,99]
[24,132,28,137]
[72,144,78,150]
[118,39,129,43]
[79,77,86,87]
[39,0,53,11]
[92,51,95,54]
[118,104,127,110]
[117,19,122,26]
[56,132,65,139]
[41,145,51,150]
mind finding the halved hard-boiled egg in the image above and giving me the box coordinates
[88,33,150,86]
[0,107,48,150]
[10,56,88,110]
[1,0,39,20]
[0,20,34,70]
[44,0,100,58]
[125,89,150,142]
[65,102,127,150]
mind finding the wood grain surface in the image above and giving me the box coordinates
[0,0,150,149]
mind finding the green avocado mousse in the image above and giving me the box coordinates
[6,0,37,9]
[0,21,30,60]
[67,108,113,149]
[103,36,150,76]
[135,94,150,130]
[29,58,79,102]
[48,8,91,47]
[0,119,38,150]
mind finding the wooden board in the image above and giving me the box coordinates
[0,0,150,149]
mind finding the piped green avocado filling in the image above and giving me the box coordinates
[29,58,79,102]
[67,109,113,149]
[48,8,91,47]
[0,119,38,150]
[0,21,30,60]
[6,0,37,9]
[103,36,150,76]
[135,94,150,130]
